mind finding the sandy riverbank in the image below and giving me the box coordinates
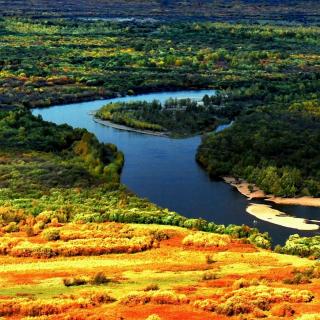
[247,204,319,230]
[223,176,320,207]
[93,117,169,137]
[223,176,266,200]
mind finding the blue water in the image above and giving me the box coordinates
[32,90,320,244]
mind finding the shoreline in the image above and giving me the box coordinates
[246,204,319,231]
[223,176,320,208]
[93,117,169,137]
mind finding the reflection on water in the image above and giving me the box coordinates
[32,90,320,244]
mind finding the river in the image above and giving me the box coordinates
[32,90,320,244]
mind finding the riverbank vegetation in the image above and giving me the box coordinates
[0,18,318,112]
[96,97,222,136]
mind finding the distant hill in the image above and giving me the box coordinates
[1,0,320,23]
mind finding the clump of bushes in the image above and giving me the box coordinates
[283,266,320,284]
[42,228,60,241]
[271,303,295,317]
[9,235,155,258]
[248,232,272,249]
[120,290,189,306]
[276,234,320,258]
[3,222,19,233]
[63,277,88,287]
[193,299,217,312]
[91,272,110,285]
[63,272,110,287]
[194,285,314,316]
[202,272,219,281]
[0,291,116,317]
[182,232,231,248]
[143,284,159,291]
[232,278,260,290]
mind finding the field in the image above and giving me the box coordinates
[0,222,320,319]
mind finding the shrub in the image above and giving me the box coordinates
[232,278,259,290]
[144,284,159,291]
[63,277,88,287]
[90,272,110,285]
[42,228,60,241]
[279,234,320,258]
[202,272,218,281]
[283,266,320,284]
[120,290,189,306]
[193,299,217,312]
[248,233,272,249]
[25,226,35,237]
[3,222,19,233]
[205,254,216,264]
[214,285,314,316]
[271,303,295,317]
[182,232,231,247]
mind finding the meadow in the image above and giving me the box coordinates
[0,222,320,319]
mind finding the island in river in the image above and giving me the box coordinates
[94,96,229,138]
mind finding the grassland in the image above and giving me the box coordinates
[0,222,320,319]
